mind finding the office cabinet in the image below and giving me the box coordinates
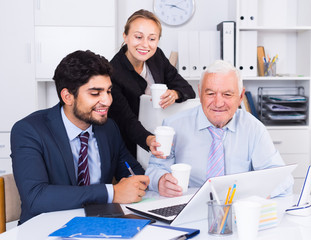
[34,0,117,108]
[0,133,12,175]
[0,0,116,160]
[0,0,36,132]
[34,0,115,26]
[35,27,115,79]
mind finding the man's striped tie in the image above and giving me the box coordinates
[77,131,90,186]
[206,126,225,179]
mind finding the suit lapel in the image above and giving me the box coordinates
[46,104,77,185]
[93,125,112,183]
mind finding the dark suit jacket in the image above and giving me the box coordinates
[10,103,144,224]
[109,45,196,157]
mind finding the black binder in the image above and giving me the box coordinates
[217,21,236,66]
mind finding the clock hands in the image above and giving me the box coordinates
[165,0,187,13]
[165,3,187,13]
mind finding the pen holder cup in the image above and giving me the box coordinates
[207,201,233,236]
[264,62,276,76]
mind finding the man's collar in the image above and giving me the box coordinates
[61,107,93,141]
[196,106,237,132]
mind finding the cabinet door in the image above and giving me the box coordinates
[35,27,116,79]
[0,133,12,175]
[268,129,309,154]
[34,0,115,26]
[0,0,36,131]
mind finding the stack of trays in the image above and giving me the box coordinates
[260,95,308,124]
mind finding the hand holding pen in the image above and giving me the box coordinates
[111,162,149,203]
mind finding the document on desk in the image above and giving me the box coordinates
[48,217,150,239]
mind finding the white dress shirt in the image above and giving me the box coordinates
[61,107,114,202]
[146,105,294,197]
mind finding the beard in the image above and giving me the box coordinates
[73,101,108,126]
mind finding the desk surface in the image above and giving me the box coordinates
[1,193,311,240]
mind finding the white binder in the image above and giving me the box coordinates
[239,0,258,27]
[178,31,190,78]
[188,31,200,78]
[199,31,220,72]
[239,31,257,77]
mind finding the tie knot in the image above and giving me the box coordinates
[208,126,224,140]
[79,131,89,144]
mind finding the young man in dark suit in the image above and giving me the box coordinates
[10,50,149,224]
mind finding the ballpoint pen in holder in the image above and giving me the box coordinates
[207,183,237,236]
[264,54,278,76]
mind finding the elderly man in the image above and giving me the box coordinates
[146,60,293,198]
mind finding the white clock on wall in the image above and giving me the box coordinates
[154,0,195,26]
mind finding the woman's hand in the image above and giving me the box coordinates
[146,135,166,159]
[159,90,179,109]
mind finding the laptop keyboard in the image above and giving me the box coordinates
[148,203,187,217]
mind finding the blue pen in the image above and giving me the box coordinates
[125,161,135,176]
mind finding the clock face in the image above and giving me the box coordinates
[154,0,195,26]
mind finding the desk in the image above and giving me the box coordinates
[0,193,311,240]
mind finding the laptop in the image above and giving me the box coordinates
[126,164,297,226]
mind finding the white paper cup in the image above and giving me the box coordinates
[150,84,168,108]
[170,163,192,193]
[233,200,262,240]
[154,126,175,156]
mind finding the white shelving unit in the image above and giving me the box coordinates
[234,0,311,193]
[0,0,117,175]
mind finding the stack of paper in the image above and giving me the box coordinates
[243,196,278,231]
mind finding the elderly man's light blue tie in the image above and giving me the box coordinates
[77,132,90,186]
[207,126,225,179]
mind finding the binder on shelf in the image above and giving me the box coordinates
[199,31,220,72]
[178,31,190,78]
[245,91,259,118]
[188,31,200,78]
[178,31,220,78]
[239,31,257,77]
[242,92,251,113]
[217,21,236,66]
[257,46,265,77]
[239,0,258,27]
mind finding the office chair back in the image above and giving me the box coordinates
[0,174,21,233]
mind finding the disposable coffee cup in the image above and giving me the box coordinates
[154,126,175,156]
[233,200,262,240]
[170,163,191,193]
[150,84,168,108]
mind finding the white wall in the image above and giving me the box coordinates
[116,0,232,57]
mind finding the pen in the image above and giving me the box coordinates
[209,180,220,205]
[125,161,135,176]
[225,186,232,205]
[219,183,237,234]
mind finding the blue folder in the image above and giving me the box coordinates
[49,217,150,238]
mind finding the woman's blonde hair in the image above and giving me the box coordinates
[124,9,162,38]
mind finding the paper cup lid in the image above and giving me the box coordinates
[150,84,168,90]
[171,163,192,171]
[154,126,175,135]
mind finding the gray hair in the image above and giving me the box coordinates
[199,60,243,94]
